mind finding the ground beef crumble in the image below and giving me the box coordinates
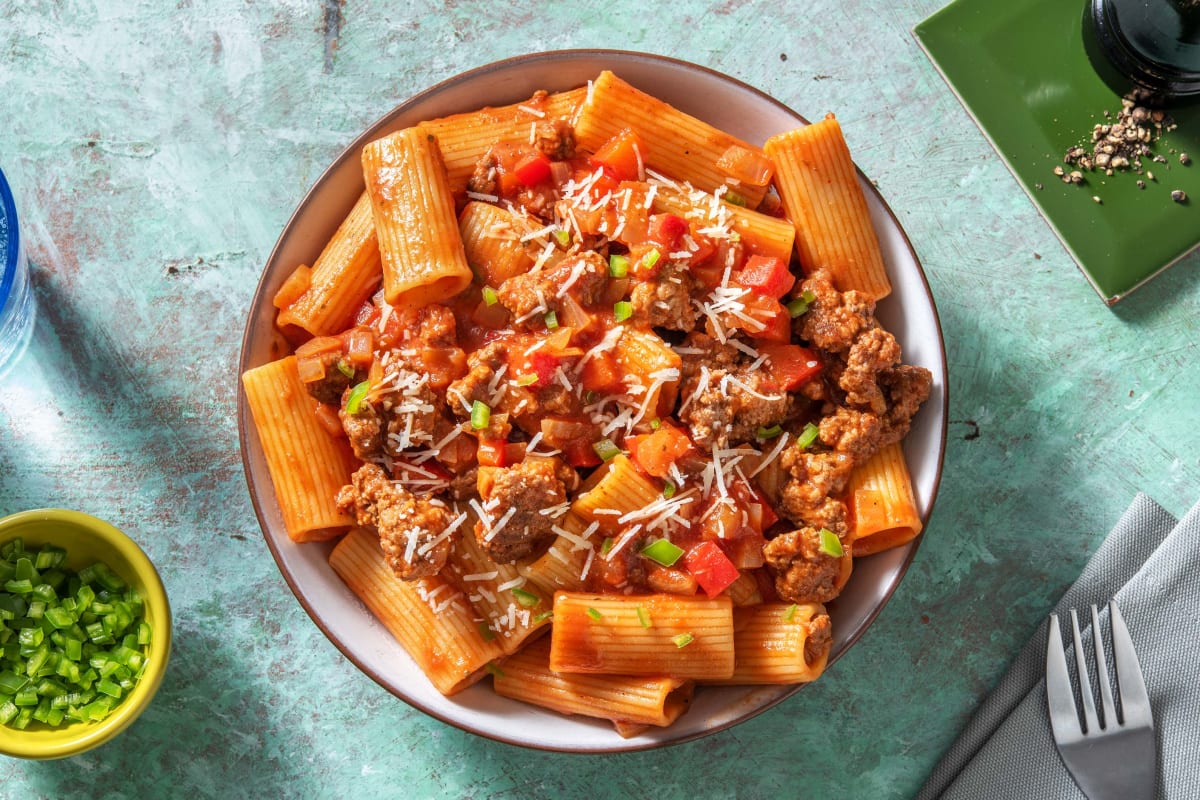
[762,527,843,603]
[475,458,568,562]
[763,267,932,604]
[336,463,454,580]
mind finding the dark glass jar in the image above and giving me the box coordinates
[1086,0,1200,101]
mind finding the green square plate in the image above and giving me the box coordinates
[916,0,1200,304]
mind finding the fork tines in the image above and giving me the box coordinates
[1046,600,1153,741]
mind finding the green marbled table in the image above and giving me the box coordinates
[2,1,1199,797]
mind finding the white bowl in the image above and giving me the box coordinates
[238,50,948,752]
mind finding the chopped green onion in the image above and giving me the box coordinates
[787,290,817,318]
[613,301,633,322]
[553,229,572,247]
[477,623,496,642]
[516,374,539,387]
[784,604,798,622]
[662,480,676,500]
[608,254,629,278]
[544,310,559,329]
[485,663,505,678]
[592,438,622,462]
[797,422,820,450]
[757,424,783,440]
[335,358,355,379]
[637,606,651,629]
[511,587,541,608]
[672,633,695,648]
[481,286,499,306]
[532,610,553,625]
[586,607,603,621]
[818,528,844,557]
[470,400,491,430]
[600,537,614,555]
[345,381,371,415]
[649,418,661,431]
[640,539,684,567]
[724,190,747,207]
[641,248,661,270]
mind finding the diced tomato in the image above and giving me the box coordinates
[647,213,689,250]
[683,229,717,267]
[758,343,823,390]
[740,294,791,343]
[497,171,523,197]
[512,151,552,187]
[476,438,526,468]
[476,438,507,467]
[590,128,645,182]
[627,424,693,478]
[684,541,741,598]
[735,255,796,299]
[689,260,726,290]
[580,350,622,394]
[528,351,562,386]
[562,439,603,468]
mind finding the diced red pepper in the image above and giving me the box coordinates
[512,151,552,187]
[590,128,645,182]
[647,213,689,250]
[685,541,742,598]
[758,343,823,390]
[735,255,796,299]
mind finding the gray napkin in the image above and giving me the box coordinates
[916,493,1200,800]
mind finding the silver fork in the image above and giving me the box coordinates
[1045,600,1156,800]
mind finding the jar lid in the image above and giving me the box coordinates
[1088,0,1200,100]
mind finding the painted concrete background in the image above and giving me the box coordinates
[2,1,1199,798]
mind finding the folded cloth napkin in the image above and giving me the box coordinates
[916,493,1200,800]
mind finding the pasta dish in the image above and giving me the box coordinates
[242,70,931,736]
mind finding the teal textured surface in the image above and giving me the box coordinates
[2,1,1200,797]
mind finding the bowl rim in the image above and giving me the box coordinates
[237,48,948,752]
[0,508,172,759]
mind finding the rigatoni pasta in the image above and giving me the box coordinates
[362,128,473,308]
[329,528,504,695]
[847,441,924,557]
[765,114,891,300]
[241,356,356,542]
[493,637,693,730]
[550,592,735,680]
[276,191,383,337]
[243,69,933,735]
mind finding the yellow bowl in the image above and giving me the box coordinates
[0,509,172,759]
